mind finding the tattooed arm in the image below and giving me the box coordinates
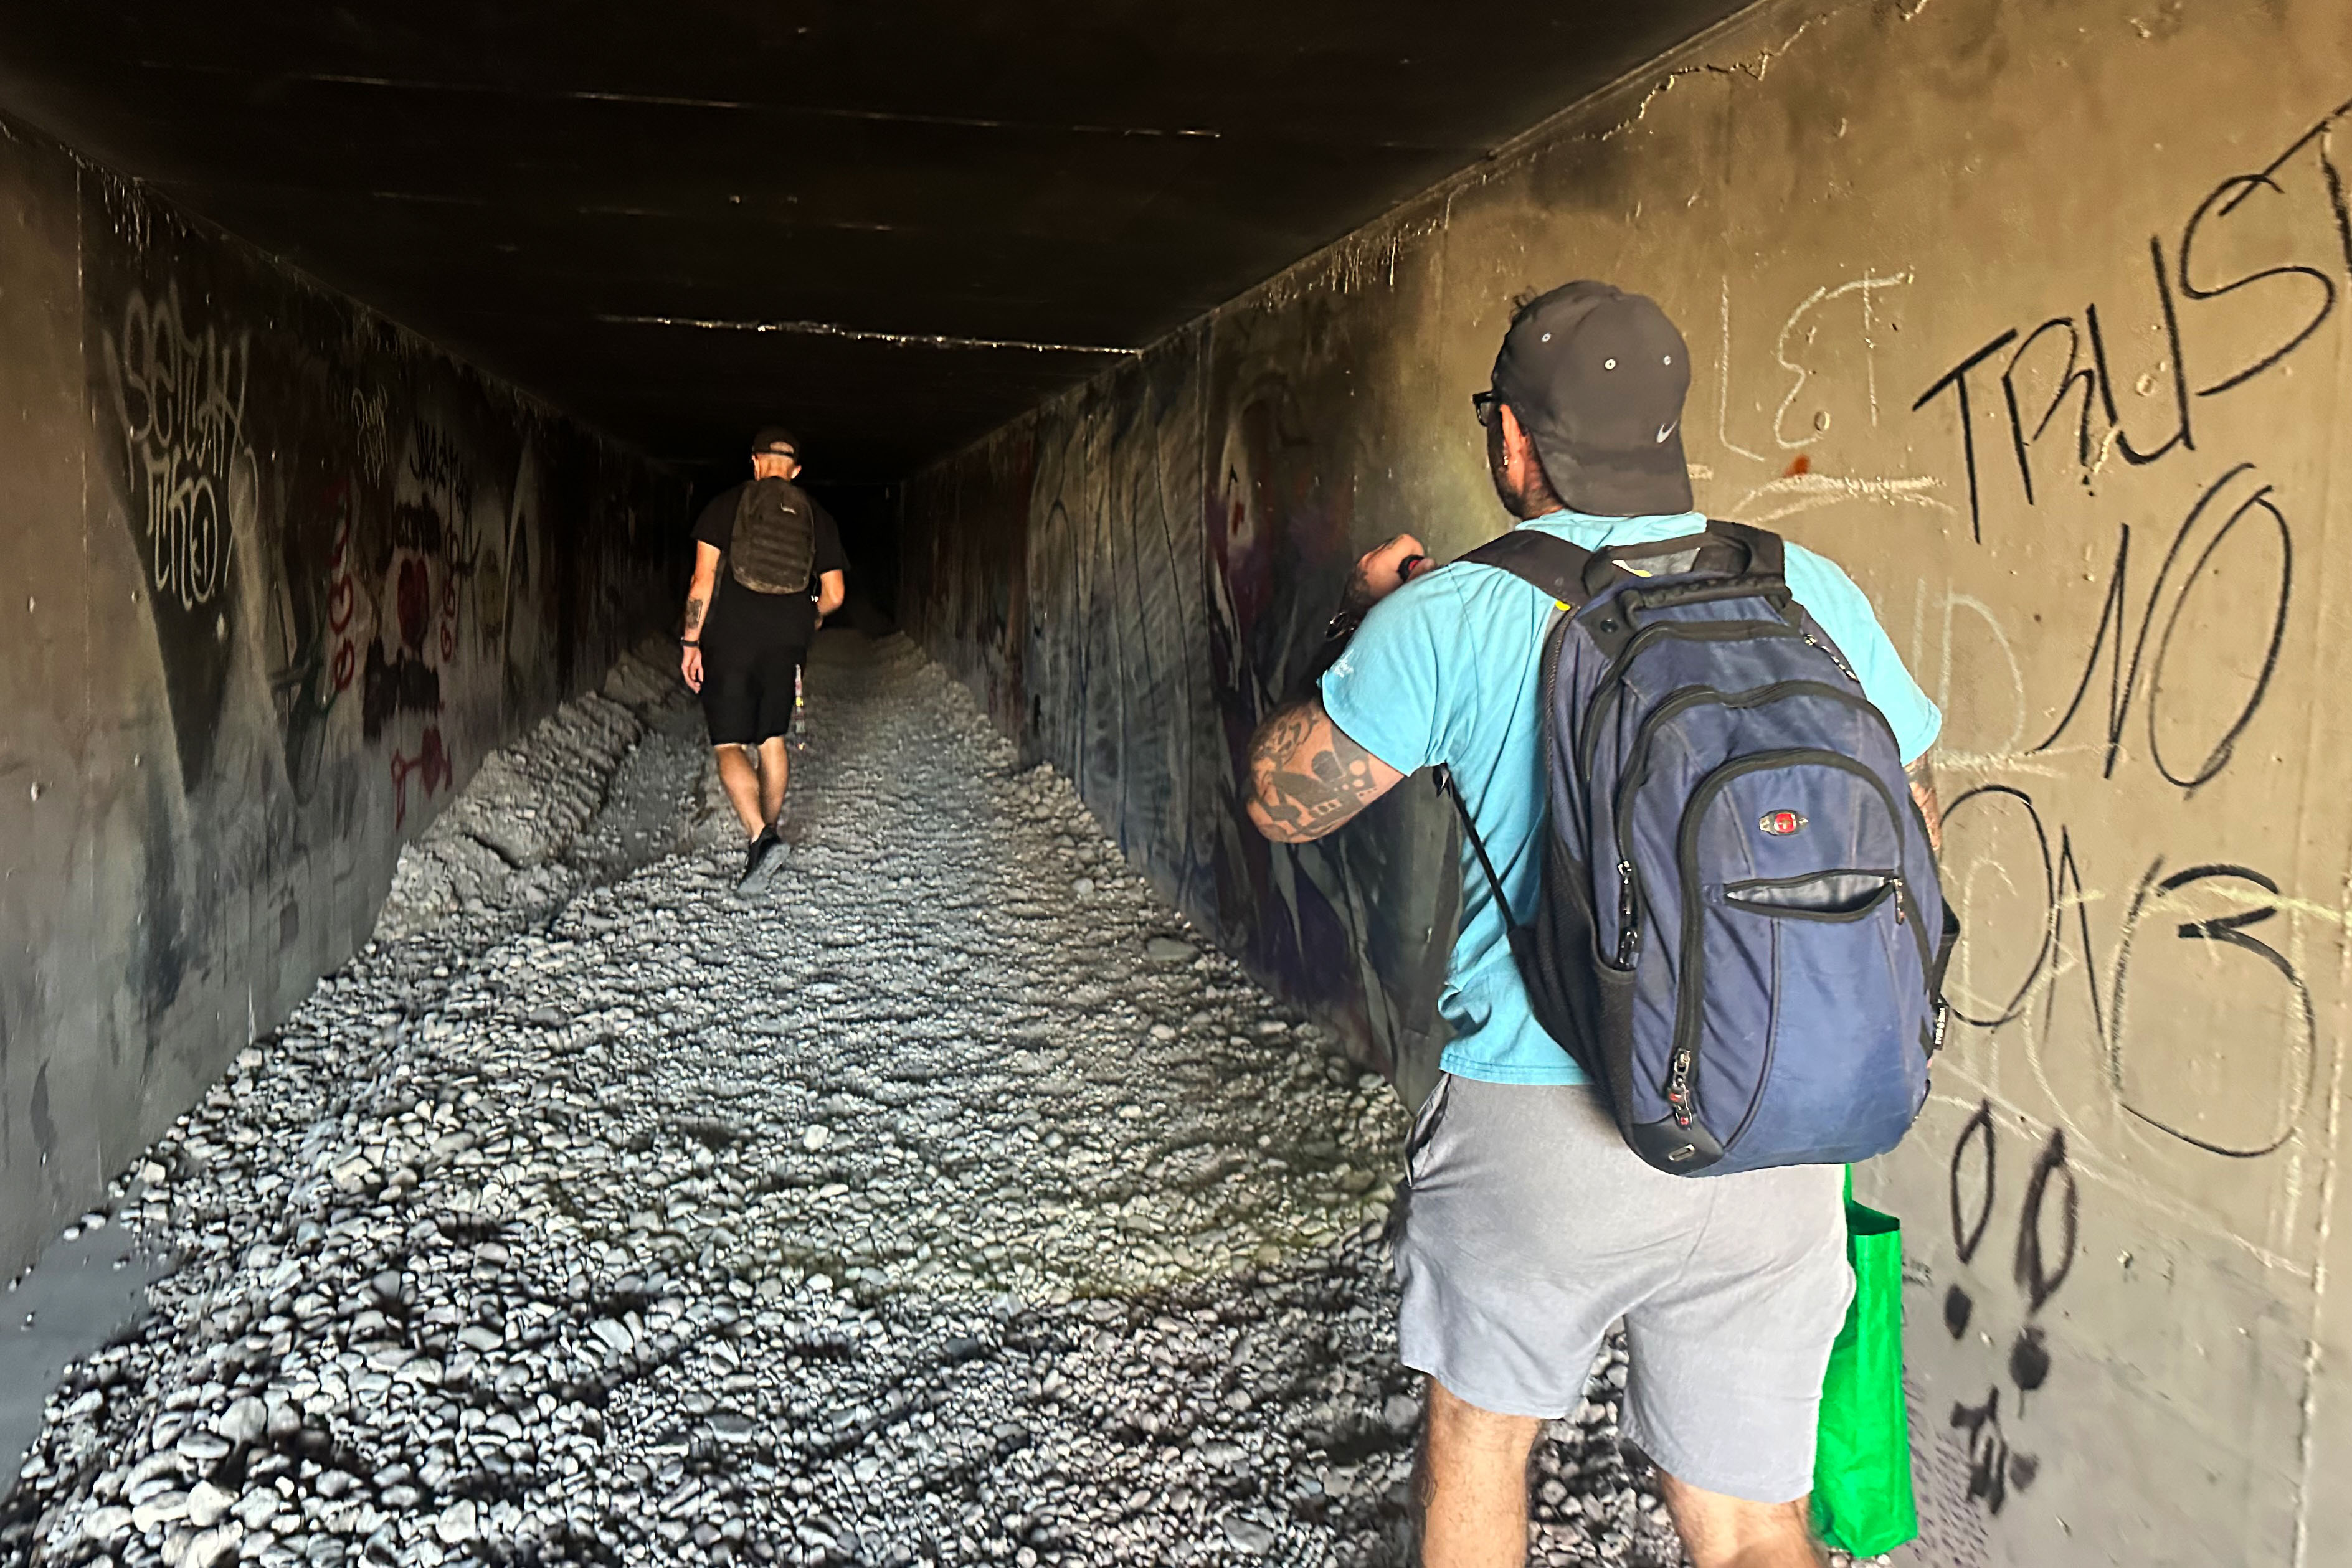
[1907,752,1943,856]
[1246,698,1405,843]
[681,542,721,692]
[1245,533,1434,841]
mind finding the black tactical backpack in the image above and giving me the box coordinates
[728,478,817,595]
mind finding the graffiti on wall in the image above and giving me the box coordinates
[0,130,683,1282]
[103,285,263,785]
[110,285,259,613]
[1913,97,2348,549]
[1906,1105,2082,1567]
[1912,90,2346,1141]
[1201,361,1433,1057]
[261,410,562,828]
[904,319,1457,1079]
[1882,88,2352,1544]
[1940,1105,2077,1512]
[1699,101,2344,1522]
[83,192,675,1032]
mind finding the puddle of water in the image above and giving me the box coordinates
[0,1212,175,1504]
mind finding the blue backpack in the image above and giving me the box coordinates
[1444,521,1958,1176]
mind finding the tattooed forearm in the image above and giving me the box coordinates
[1246,698,1402,843]
[1906,753,1943,856]
[683,594,708,637]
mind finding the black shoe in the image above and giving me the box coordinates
[734,828,785,898]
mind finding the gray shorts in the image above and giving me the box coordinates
[1395,1074,1852,1504]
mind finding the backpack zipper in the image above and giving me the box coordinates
[1576,618,1808,780]
[1615,681,1889,828]
[1616,861,1640,964]
[1666,1044,1695,1128]
[1538,612,1568,750]
[1801,628,1859,684]
[1892,876,1930,971]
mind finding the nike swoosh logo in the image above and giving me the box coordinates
[1656,421,1679,444]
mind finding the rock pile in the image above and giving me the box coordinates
[4,632,1707,1568]
[374,646,716,941]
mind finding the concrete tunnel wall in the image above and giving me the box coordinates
[897,0,2352,1561]
[0,115,684,1283]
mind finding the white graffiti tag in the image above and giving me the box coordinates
[107,285,260,612]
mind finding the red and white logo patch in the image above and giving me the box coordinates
[1759,810,1806,836]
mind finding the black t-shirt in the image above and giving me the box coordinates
[693,483,850,655]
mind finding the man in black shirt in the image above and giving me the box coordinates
[680,427,849,892]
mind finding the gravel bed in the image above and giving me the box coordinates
[3,632,1697,1568]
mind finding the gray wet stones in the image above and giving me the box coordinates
[216,1398,267,1447]
[1,631,1709,1568]
[1223,1513,1278,1553]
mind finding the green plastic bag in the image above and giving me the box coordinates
[1810,1170,1918,1557]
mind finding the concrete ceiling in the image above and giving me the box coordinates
[0,2,1752,481]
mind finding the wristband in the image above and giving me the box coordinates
[680,638,700,648]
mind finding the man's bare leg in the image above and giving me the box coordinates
[756,735,791,829]
[1415,1379,1541,1567]
[714,744,765,838]
[1658,1471,1824,1568]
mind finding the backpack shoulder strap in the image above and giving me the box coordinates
[1436,531,1588,937]
[1456,529,1596,608]
[1703,519,1785,577]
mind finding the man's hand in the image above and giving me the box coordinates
[681,544,719,693]
[1246,698,1404,843]
[1345,533,1436,612]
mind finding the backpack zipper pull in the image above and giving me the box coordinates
[1802,629,1859,683]
[1666,1047,1695,1128]
[1892,875,1907,924]
[1616,861,1641,964]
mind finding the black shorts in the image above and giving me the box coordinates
[699,638,805,745]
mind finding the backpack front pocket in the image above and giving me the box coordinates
[1704,872,1920,1164]
[1676,872,1909,1154]
[1669,752,1918,1166]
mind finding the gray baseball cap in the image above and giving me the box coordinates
[1491,281,1694,517]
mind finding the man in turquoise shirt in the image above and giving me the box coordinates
[1245,283,1943,1568]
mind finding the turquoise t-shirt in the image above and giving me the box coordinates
[1320,509,1942,1087]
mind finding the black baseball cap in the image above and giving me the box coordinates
[1491,281,1693,517]
[750,425,799,457]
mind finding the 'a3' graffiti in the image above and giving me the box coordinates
[1943,783,2315,1159]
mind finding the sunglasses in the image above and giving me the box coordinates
[1471,389,1502,428]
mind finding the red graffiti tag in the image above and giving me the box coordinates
[440,567,461,663]
[390,724,452,829]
